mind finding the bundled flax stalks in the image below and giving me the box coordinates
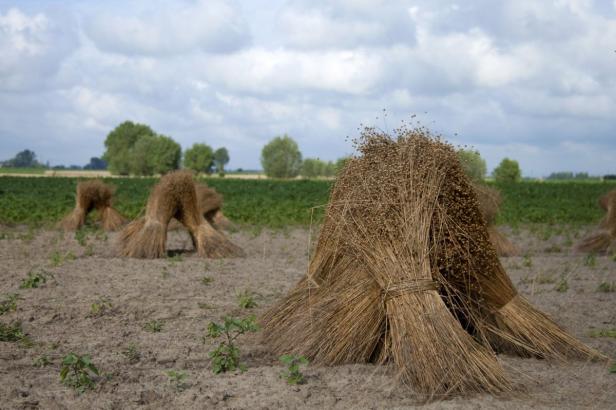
[168,184,233,231]
[196,184,233,229]
[473,184,520,256]
[60,180,126,231]
[118,171,243,258]
[575,189,616,254]
[262,126,604,399]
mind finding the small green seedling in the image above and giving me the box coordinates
[597,281,616,293]
[166,370,188,391]
[205,315,259,374]
[237,290,257,309]
[60,353,99,393]
[34,354,52,367]
[610,363,616,374]
[555,277,569,293]
[522,254,532,268]
[583,253,597,268]
[121,343,141,363]
[0,321,29,343]
[20,271,48,289]
[0,293,20,315]
[279,354,308,385]
[49,250,76,267]
[89,297,112,317]
[144,320,164,333]
[201,276,213,285]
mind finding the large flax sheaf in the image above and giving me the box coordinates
[118,171,243,258]
[262,127,604,399]
[473,184,520,257]
[60,180,126,231]
[575,188,616,254]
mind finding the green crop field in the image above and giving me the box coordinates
[0,176,614,228]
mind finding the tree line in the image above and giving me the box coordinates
[2,121,612,181]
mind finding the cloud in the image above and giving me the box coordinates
[0,7,76,91]
[83,0,250,56]
[278,0,416,49]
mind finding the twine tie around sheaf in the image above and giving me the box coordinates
[383,279,440,300]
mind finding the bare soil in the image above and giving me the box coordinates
[0,226,614,409]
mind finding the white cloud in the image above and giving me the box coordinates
[84,0,250,56]
[201,47,384,95]
[0,8,76,90]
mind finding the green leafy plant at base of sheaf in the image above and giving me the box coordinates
[279,354,309,385]
[205,315,259,374]
[60,353,99,393]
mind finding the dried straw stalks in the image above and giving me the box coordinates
[473,184,520,256]
[118,171,243,258]
[60,180,126,231]
[262,127,604,399]
[575,189,616,254]
[168,183,233,231]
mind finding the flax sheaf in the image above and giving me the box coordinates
[60,180,127,231]
[262,125,605,401]
[575,188,616,254]
[118,171,244,259]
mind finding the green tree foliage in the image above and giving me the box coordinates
[103,121,154,175]
[103,121,181,176]
[130,134,181,176]
[493,158,522,183]
[2,149,43,168]
[300,158,324,178]
[213,147,230,174]
[300,158,338,178]
[547,172,597,181]
[184,143,214,174]
[457,149,487,182]
[83,157,107,170]
[261,135,302,178]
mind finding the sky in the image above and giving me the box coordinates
[0,0,615,177]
